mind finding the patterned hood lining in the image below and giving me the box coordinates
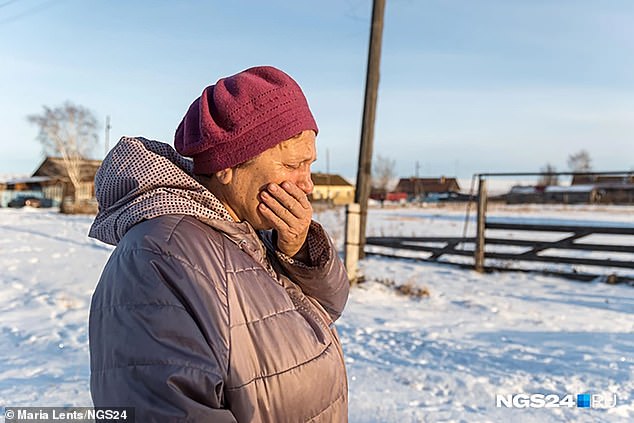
[88,137,234,245]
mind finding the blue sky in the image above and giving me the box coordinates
[1,0,633,180]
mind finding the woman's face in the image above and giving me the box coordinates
[219,130,316,230]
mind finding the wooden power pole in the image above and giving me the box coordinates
[354,0,386,259]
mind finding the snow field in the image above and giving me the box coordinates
[1,205,633,422]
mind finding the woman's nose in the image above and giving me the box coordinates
[295,170,314,195]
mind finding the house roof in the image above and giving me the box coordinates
[311,173,353,187]
[5,176,54,185]
[509,186,537,194]
[545,185,595,193]
[32,157,102,181]
[571,174,634,185]
[394,177,460,194]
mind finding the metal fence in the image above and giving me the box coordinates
[364,171,634,284]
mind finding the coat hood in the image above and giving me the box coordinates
[89,137,236,245]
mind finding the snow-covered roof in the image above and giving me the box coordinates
[509,186,537,194]
[3,176,54,184]
[545,184,594,193]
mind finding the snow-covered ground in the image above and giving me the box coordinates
[1,205,633,422]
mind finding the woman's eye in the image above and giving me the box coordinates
[285,163,300,170]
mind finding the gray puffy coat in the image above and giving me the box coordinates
[88,137,349,422]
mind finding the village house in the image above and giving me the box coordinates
[0,176,57,207]
[571,174,634,204]
[506,173,634,205]
[0,180,7,207]
[33,157,102,202]
[1,157,101,209]
[392,176,461,201]
[310,173,355,205]
[506,185,600,204]
[571,174,634,185]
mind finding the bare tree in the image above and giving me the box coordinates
[372,154,396,196]
[567,149,593,173]
[538,163,559,186]
[28,102,99,203]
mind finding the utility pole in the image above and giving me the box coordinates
[104,115,111,157]
[354,0,386,259]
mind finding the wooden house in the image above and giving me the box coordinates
[310,173,355,205]
[393,176,460,201]
[571,174,634,204]
[31,157,102,203]
[1,157,102,208]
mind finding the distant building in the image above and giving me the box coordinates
[385,192,408,202]
[0,180,6,207]
[506,182,634,205]
[507,185,600,204]
[570,174,634,204]
[369,187,407,203]
[571,174,634,185]
[393,176,460,201]
[544,185,599,204]
[310,173,354,205]
[32,157,102,204]
[0,175,58,207]
[505,185,543,204]
[1,157,101,208]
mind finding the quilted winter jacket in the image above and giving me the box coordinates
[88,137,349,422]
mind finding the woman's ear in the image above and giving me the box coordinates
[215,168,234,185]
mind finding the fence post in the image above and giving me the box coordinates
[344,203,361,284]
[474,177,488,272]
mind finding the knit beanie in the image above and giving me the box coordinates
[174,66,318,175]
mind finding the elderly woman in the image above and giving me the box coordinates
[88,66,349,422]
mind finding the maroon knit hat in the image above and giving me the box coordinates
[174,66,318,174]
